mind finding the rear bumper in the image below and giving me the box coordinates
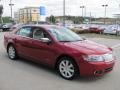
[79,61,115,77]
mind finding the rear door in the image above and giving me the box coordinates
[15,26,33,58]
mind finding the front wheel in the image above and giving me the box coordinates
[58,57,78,80]
[7,45,18,60]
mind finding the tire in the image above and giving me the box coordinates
[7,45,18,60]
[57,57,78,80]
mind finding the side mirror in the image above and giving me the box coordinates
[40,38,51,43]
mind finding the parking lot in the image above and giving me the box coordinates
[0,32,120,90]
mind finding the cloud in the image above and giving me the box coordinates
[1,0,120,17]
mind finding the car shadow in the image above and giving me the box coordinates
[4,54,58,75]
[4,54,110,82]
[73,75,109,83]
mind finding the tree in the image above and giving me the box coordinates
[49,15,56,24]
[73,17,84,24]
[2,17,11,23]
[0,5,3,23]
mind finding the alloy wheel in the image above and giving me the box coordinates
[8,45,17,60]
[58,59,76,79]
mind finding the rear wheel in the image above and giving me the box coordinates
[7,45,18,60]
[57,57,78,80]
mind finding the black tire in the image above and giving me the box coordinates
[57,57,79,80]
[7,45,18,60]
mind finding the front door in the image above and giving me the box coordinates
[30,27,57,65]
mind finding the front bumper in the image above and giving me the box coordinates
[79,60,115,77]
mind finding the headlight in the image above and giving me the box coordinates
[103,53,114,62]
[83,55,104,62]
[83,53,114,62]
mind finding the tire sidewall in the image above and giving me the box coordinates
[57,57,78,80]
[7,45,17,60]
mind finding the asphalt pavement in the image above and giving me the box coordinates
[0,32,120,90]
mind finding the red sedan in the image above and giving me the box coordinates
[89,25,104,34]
[4,25,115,80]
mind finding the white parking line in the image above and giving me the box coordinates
[111,43,120,49]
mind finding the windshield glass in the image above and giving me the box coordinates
[49,27,84,42]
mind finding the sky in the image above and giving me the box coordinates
[0,0,120,18]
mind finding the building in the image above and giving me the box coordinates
[14,11,19,23]
[14,7,46,24]
[55,16,74,24]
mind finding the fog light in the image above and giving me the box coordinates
[94,70,103,75]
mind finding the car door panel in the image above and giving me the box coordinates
[15,35,33,58]
[20,37,33,58]
[31,40,57,66]
[14,26,34,58]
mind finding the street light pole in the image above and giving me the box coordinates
[80,6,85,17]
[89,12,92,24]
[84,6,86,17]
[102,4,108,24]
[50,10,53,24]
[63,0,65,26]
[9,0,14,20]
[80,5,85,23]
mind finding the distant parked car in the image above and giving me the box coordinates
[74,24,82,29]
[10,24,24,31]
[2,23,13,31]
[103,25,120,35]
[82,24,90,30]
[97,25,108,34]
[0,24,3,29]
[89,25,103,33]
[0,24,4,32]
[65,24,75,29]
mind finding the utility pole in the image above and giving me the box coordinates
[63,0,65,26]
[80,6,85,17]
[37,13,39,24]
[0,0,3,23]
[84,6,86,17]
[89,12,92,24]
[80,5,85,23]
[9,0,14,20]
[102,4,108,24]
[50,10,53,24]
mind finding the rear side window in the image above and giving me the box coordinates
[16,27,32,38]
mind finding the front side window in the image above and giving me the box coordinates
[16,27,32,38]
[49,26,84,42]
[33,28,49,40]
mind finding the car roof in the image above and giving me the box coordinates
[22,24,63,30]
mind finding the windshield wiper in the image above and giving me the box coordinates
[75,40,83,41]
[77,38,87,41]
[59,40,71,42]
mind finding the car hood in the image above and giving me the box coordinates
[61,40,110,55]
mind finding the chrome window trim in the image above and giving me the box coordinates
[16,34,52,43]
[15,27,53,43]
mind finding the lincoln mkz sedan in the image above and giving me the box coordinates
[4,25,115,80]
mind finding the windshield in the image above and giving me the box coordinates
[49,27,84,42]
